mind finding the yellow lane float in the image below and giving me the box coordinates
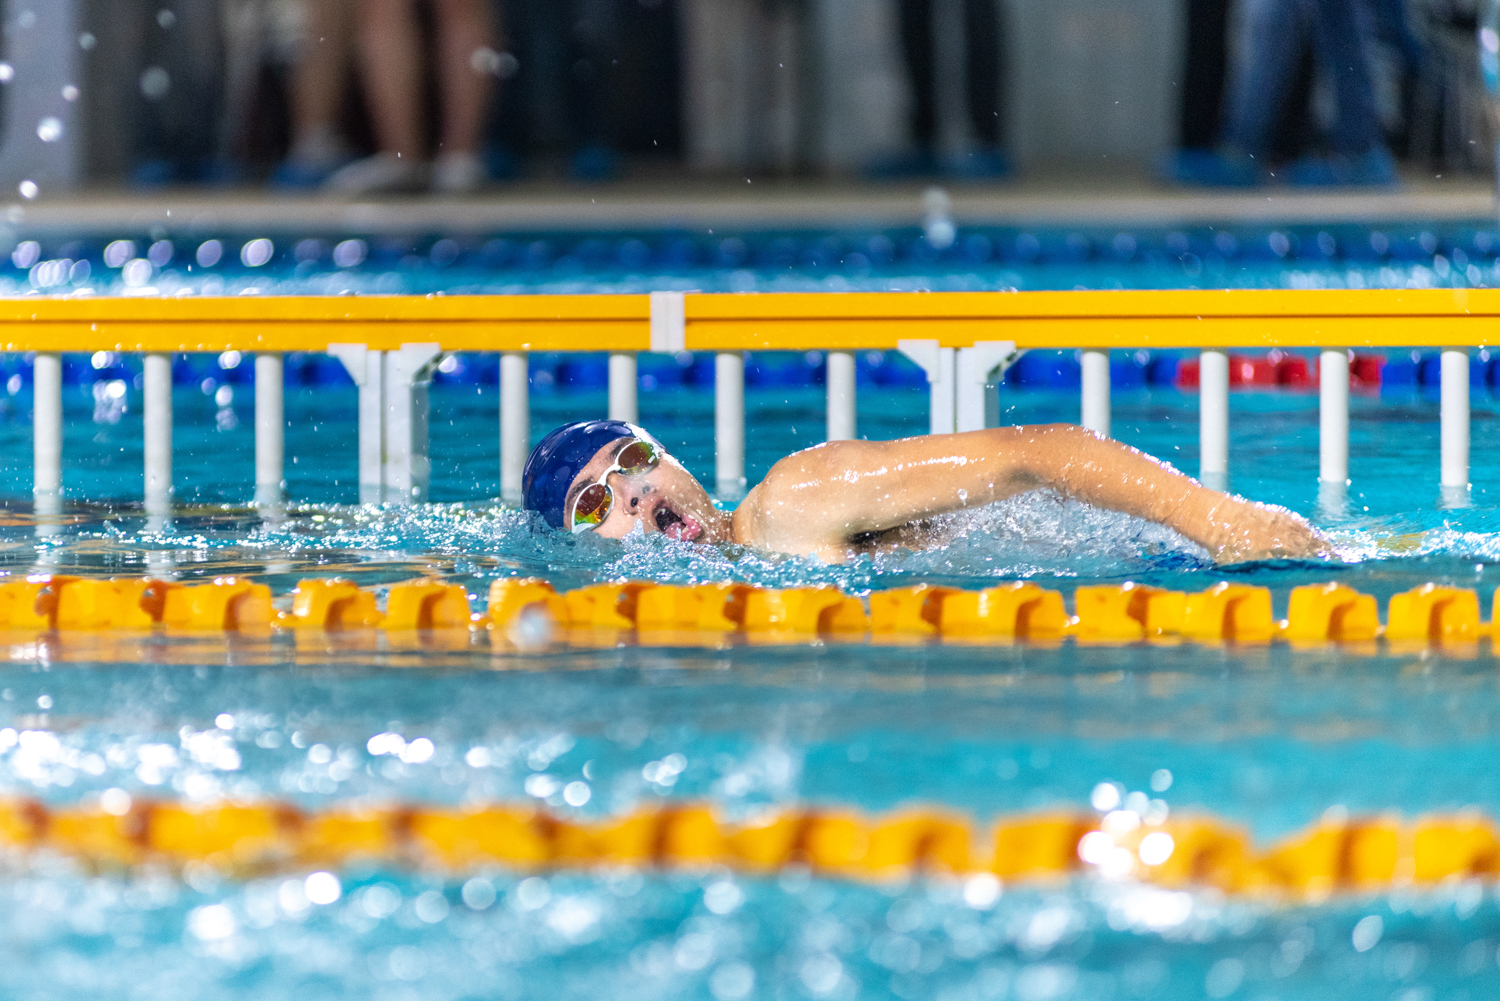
[0,574,1495,651]
[5,795,1499,899]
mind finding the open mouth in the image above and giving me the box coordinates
[652,501,700,541]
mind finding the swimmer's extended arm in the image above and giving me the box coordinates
[732,424,1328,562]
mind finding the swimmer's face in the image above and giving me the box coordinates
[564,438,720,542]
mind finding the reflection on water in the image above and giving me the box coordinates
[5,861,1499,1001]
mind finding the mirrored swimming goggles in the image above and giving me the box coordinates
[568,438,661,533]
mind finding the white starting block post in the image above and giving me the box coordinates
[330,343,444,505]
[898,340,1020,433]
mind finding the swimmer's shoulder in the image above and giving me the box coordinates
[729,443,862,553]
[730,480,767,546]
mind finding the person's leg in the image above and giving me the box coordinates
[354,0,423,156]
[1178,0,1231,150]
[1221,0,1315,157]
[898,0,936,153]
[565,0,619,179]
[963,0,1000,148]
[161,0,225,178]
[289,0,351,161]
[430,0,495,155]
[1310,0,1383,157]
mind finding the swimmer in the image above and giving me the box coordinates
[523,420,1329,564]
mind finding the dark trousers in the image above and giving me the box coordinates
[898,0,1002,149]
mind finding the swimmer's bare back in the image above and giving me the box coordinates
[730,424,1329,564]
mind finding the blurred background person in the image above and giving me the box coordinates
[270,0,355,188]
[326,0,498,194]
[876,0,1008,178]
[1166,0,1413,186]
[498,0,625,181]
[106,0,229,186]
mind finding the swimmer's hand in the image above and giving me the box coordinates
[1197,496,1332,563]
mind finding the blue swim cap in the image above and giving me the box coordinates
[522,420,652,529]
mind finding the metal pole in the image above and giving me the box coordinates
[1199,348,1229,491]
[826,350,856,440]
[608,352,638,422]
[143,352,173,516]
[254,353,284,506]
[1080,349,1110,436]
[500,351,529,502]
[1441,347,1470,506]
[715,351,745,498]
[1318,349,1349,511]
[32,352,61,499]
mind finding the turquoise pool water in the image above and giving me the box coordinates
[3,224,1500,999]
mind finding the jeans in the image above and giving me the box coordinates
[1222,0,1384,157]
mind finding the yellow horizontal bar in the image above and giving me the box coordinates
[0,289,1494,353]
[0,320,650,354]
[0,293,651,323]
[685,288,1500,319]
[684,289,1500,349]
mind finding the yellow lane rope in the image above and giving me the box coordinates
[1,288,1499,352]
[3,794,1496,898]
[0,575,1485,650]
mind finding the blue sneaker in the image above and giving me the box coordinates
[129,159,178,189]
[1287,148,1400,188]
[864,149,939,180]
[1341,147,1401,187]
[269,157,347,190]
[941,148,1012,180]
[1284,155,1341,186]
[1159,148,1260,187]
[570,146,619,182]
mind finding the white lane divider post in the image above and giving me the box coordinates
[1199,348,1229,492]
[1080,348,1111,437]
[330,344,385,505]
[897,339,956,434]
[1441,347,1471,507]
[826,350,856,441]
[254,353,285,507]
[384,344,443,503]
[32,351,61,503]
[143,352,173,518]
[1318,348,1349,513]
[955,342,1020,432]
[715,351,746,499]
[500,351,529,503]
[608,352,638,422]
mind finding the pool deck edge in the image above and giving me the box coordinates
[8,181,1496,234]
